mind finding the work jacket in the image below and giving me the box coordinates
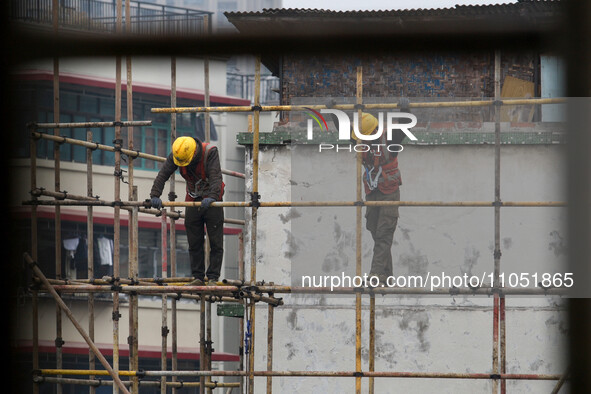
[150,137,224,201]
[362,131,406,195]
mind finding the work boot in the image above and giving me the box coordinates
[369,273,390,287]
[377,274,391,287]
[206,279,219,286]
[185,278,205,286]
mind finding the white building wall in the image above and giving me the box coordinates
[243,140,569,393]
[22,56,229,95]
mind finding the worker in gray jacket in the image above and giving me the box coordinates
[149,136,225,286]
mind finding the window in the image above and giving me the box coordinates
[12,216,191,287]
[15,81,218,171]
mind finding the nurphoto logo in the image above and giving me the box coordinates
[305,108,418,152]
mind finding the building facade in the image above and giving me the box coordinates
[229,3,569,393]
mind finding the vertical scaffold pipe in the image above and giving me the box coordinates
[239,232,245,394]
[124,1,139,391]
[203,17,213,393]
[170,54,179,394]
[492,49,502,394]
[200,296,206,394]
[52,2,63,391]
[30,127,40,394]
[355,66,363,394]
[113,2,123,392]
[369,294,376,394]
[204,14,211,144]
[24,254,131,394]
[248,55,262,394]
[206,297,213,394]
[267,301,274,394]
[161,210,169,394]
[87,130,96,394]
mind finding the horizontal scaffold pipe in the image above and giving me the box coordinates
[29,189,246,226]
[255,286,567,297]
[39,283,567,297]
[29,120,153,129]
[23,199,566,208]
[32,131,162,162]
[142,370,562,380]
[36,369,562,380]
[50,284,239,293]
[33,376,240,388]
[150,97,567,114]
[38,284,245,303]
[30,131,246,179]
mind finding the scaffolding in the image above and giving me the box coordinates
[16,2,576,394]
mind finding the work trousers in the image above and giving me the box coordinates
[365,188,400,277]
[185,205,224,281]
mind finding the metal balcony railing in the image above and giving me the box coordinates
[227,73,281,105]
[9,0,212,35]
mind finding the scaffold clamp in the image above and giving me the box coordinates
[251,192,261,208]
[54,337,64,348]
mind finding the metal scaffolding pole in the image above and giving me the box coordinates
[247,55,262,394]
[24,198,566,209]
[170,54,179,394]
[124,1,139,391]
[34,368,563,380]
[30,124,40,394]
[492,49,501,394]
[30,130,245,179]
[113,3,123,392]
[52,2,63,391]
[33,376,240,389]
[24,253,131,394]
[369,294,376,394]
[206,298,213,394]
[200,296,206,394]
[38,283,567,297]
[151,97,566,114]
[161,210,169,394]
[266,297,275,394]
[355,65,363,394]
[203,19,214,391]
[238,232,245,394]
[87,130,97,394]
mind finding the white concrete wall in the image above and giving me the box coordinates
[12,296,203,352]
[10,158,184,216]
[22,57,228,95]
[243,142,569,393]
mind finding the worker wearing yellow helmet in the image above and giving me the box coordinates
[149,136,225,286]
[355,100,410,286]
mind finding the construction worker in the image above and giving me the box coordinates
[149,136,225,286]
[353,104,409,285]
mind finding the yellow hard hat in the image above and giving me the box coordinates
[172,137,197,167]
[351,112,378,140]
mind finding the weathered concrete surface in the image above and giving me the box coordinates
[243,141,568,393]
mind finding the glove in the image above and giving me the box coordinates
[151,197,162,209]
[201,197,215,209]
